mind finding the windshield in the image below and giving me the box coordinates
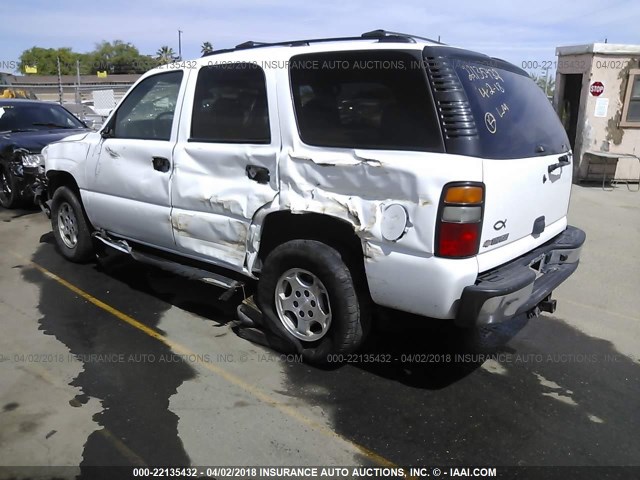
[449,53,570,159]
[0,103,85,132]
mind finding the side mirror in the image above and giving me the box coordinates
[101,126,114,139]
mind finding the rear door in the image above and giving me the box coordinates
[424,48,572,272]
[170,62,279,271]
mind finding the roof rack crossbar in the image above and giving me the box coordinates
[235,41,270,49]
[361,29,444,45]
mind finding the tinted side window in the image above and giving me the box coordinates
[113,71,183,140]
[290,51,442,151]
[191,63,270,144]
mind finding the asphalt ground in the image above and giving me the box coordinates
[0,184,638,479]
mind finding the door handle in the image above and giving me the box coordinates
[548,154,571,174]
[152,156,170,173]
[246,165,270,184]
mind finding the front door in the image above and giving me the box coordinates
[84,70,188,249]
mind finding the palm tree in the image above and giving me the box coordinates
[156,46,176,64]
[201,41,214,55]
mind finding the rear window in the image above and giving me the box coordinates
[289,51,443,151]
[453,56,569,159]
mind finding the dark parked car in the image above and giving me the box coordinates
[0,99,89,209]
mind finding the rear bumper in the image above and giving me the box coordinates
[455,226,586,327]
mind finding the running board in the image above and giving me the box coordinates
[92,232,243,301]
[93,232,132,254]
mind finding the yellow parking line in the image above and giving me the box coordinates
[97,429,147,466]
[28,261,400,470]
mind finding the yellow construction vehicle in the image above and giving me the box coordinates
[1,88,36,99]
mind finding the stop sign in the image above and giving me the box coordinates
[590,81,604,96]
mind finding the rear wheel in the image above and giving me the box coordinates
[51,186,94,262]
[257,239,369,364]
[0,165,22,209]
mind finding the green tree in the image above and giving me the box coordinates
[156,46,176,64]
[529,71,556,98]
[19,47,84,75]
[18,41,158,76]
[201,41,214,55]
[86,40,156,74]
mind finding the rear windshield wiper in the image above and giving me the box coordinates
[31,122,75,129]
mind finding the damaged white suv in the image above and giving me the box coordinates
[43,30,585,363]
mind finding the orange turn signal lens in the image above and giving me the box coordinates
[444,186,483,204]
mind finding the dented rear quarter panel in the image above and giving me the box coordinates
[277,148,484,319]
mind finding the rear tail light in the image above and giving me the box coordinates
[436,183,484,258]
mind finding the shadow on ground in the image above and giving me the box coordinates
[0,205,40,222]
[282,309,640,467]
[22,241,198,471]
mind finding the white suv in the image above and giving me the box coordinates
[43,30,585,363]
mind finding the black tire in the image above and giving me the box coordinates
[256,239,369,364]
[0,164,23,209]
[50,186,94,263]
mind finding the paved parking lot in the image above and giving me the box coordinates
[0,185,638,477]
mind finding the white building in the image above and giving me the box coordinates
[554,43,640,184]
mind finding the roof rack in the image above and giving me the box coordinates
[201,29,444,57]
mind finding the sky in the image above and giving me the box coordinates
[1,0,639,75]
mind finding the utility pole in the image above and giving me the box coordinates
[76,59,82,114]
[56,56,63,105]
[178,29,183,61]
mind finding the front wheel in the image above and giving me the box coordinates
[257,239,369,364]
[50,186,94,262]
[0,164,23,209]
